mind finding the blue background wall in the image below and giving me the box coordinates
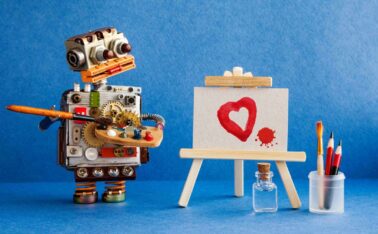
[0,0,377,182]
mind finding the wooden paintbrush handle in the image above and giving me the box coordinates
[317,154,324,175]
[317,138,323,155]
[7,105,73,119]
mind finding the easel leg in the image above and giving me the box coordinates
[234,159,244,197]
[178,159,203,207]
[275,161,301,208]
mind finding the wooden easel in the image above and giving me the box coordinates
[178,70,306,208]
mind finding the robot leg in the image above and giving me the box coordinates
[73,181,98,204]
[102,180,126,203]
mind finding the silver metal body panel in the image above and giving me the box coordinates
[60,84,142,169]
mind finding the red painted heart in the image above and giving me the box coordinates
[217,97,257,142]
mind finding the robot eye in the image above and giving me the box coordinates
[89,46,116,64]
[103,50,115,60]
[109,39,132,57]
[96,48,115,63]
[119,43,132,54]
[66,49,85,68]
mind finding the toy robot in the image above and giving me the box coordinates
[7,27,165,204]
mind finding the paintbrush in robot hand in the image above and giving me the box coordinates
[6,105,112,125]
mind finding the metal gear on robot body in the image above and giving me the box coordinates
[115,111,141,128]
[89,107,101,118]
[82,122,105,147]
[100,101,126,123]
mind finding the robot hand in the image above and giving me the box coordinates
[38,105,59,131]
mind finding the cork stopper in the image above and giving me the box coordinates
[257,162,271,180]
[258,162,270,173]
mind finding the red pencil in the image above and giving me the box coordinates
[325,132,334,175]
[330,140,342,175]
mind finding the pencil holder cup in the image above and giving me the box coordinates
[308,171,345,214]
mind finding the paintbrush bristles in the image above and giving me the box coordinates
[316,121,324,155]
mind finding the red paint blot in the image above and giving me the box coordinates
[217,97,257,142]
[255,127,277,147]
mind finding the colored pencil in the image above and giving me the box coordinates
[325,132,334,175]
[330,140,342,175]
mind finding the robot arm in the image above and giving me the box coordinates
[39,116,59,131]
[141,113,165,129]
[38,105,59,131]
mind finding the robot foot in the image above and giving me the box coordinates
[74,182,98,204]
[102,191,126,203]
[73,191,98,204]
[102,181,126,203]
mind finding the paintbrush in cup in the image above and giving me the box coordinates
[316,121,324,175]
[316,121,325,209]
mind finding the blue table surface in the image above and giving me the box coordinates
[0,180,377,234]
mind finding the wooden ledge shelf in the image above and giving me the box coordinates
[180,149,306,162]
[205,76,272,87]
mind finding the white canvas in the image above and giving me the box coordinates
[193,87,288,151]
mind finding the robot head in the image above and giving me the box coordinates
[65,27,135,83]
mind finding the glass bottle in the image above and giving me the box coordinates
[253,162,278,212]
